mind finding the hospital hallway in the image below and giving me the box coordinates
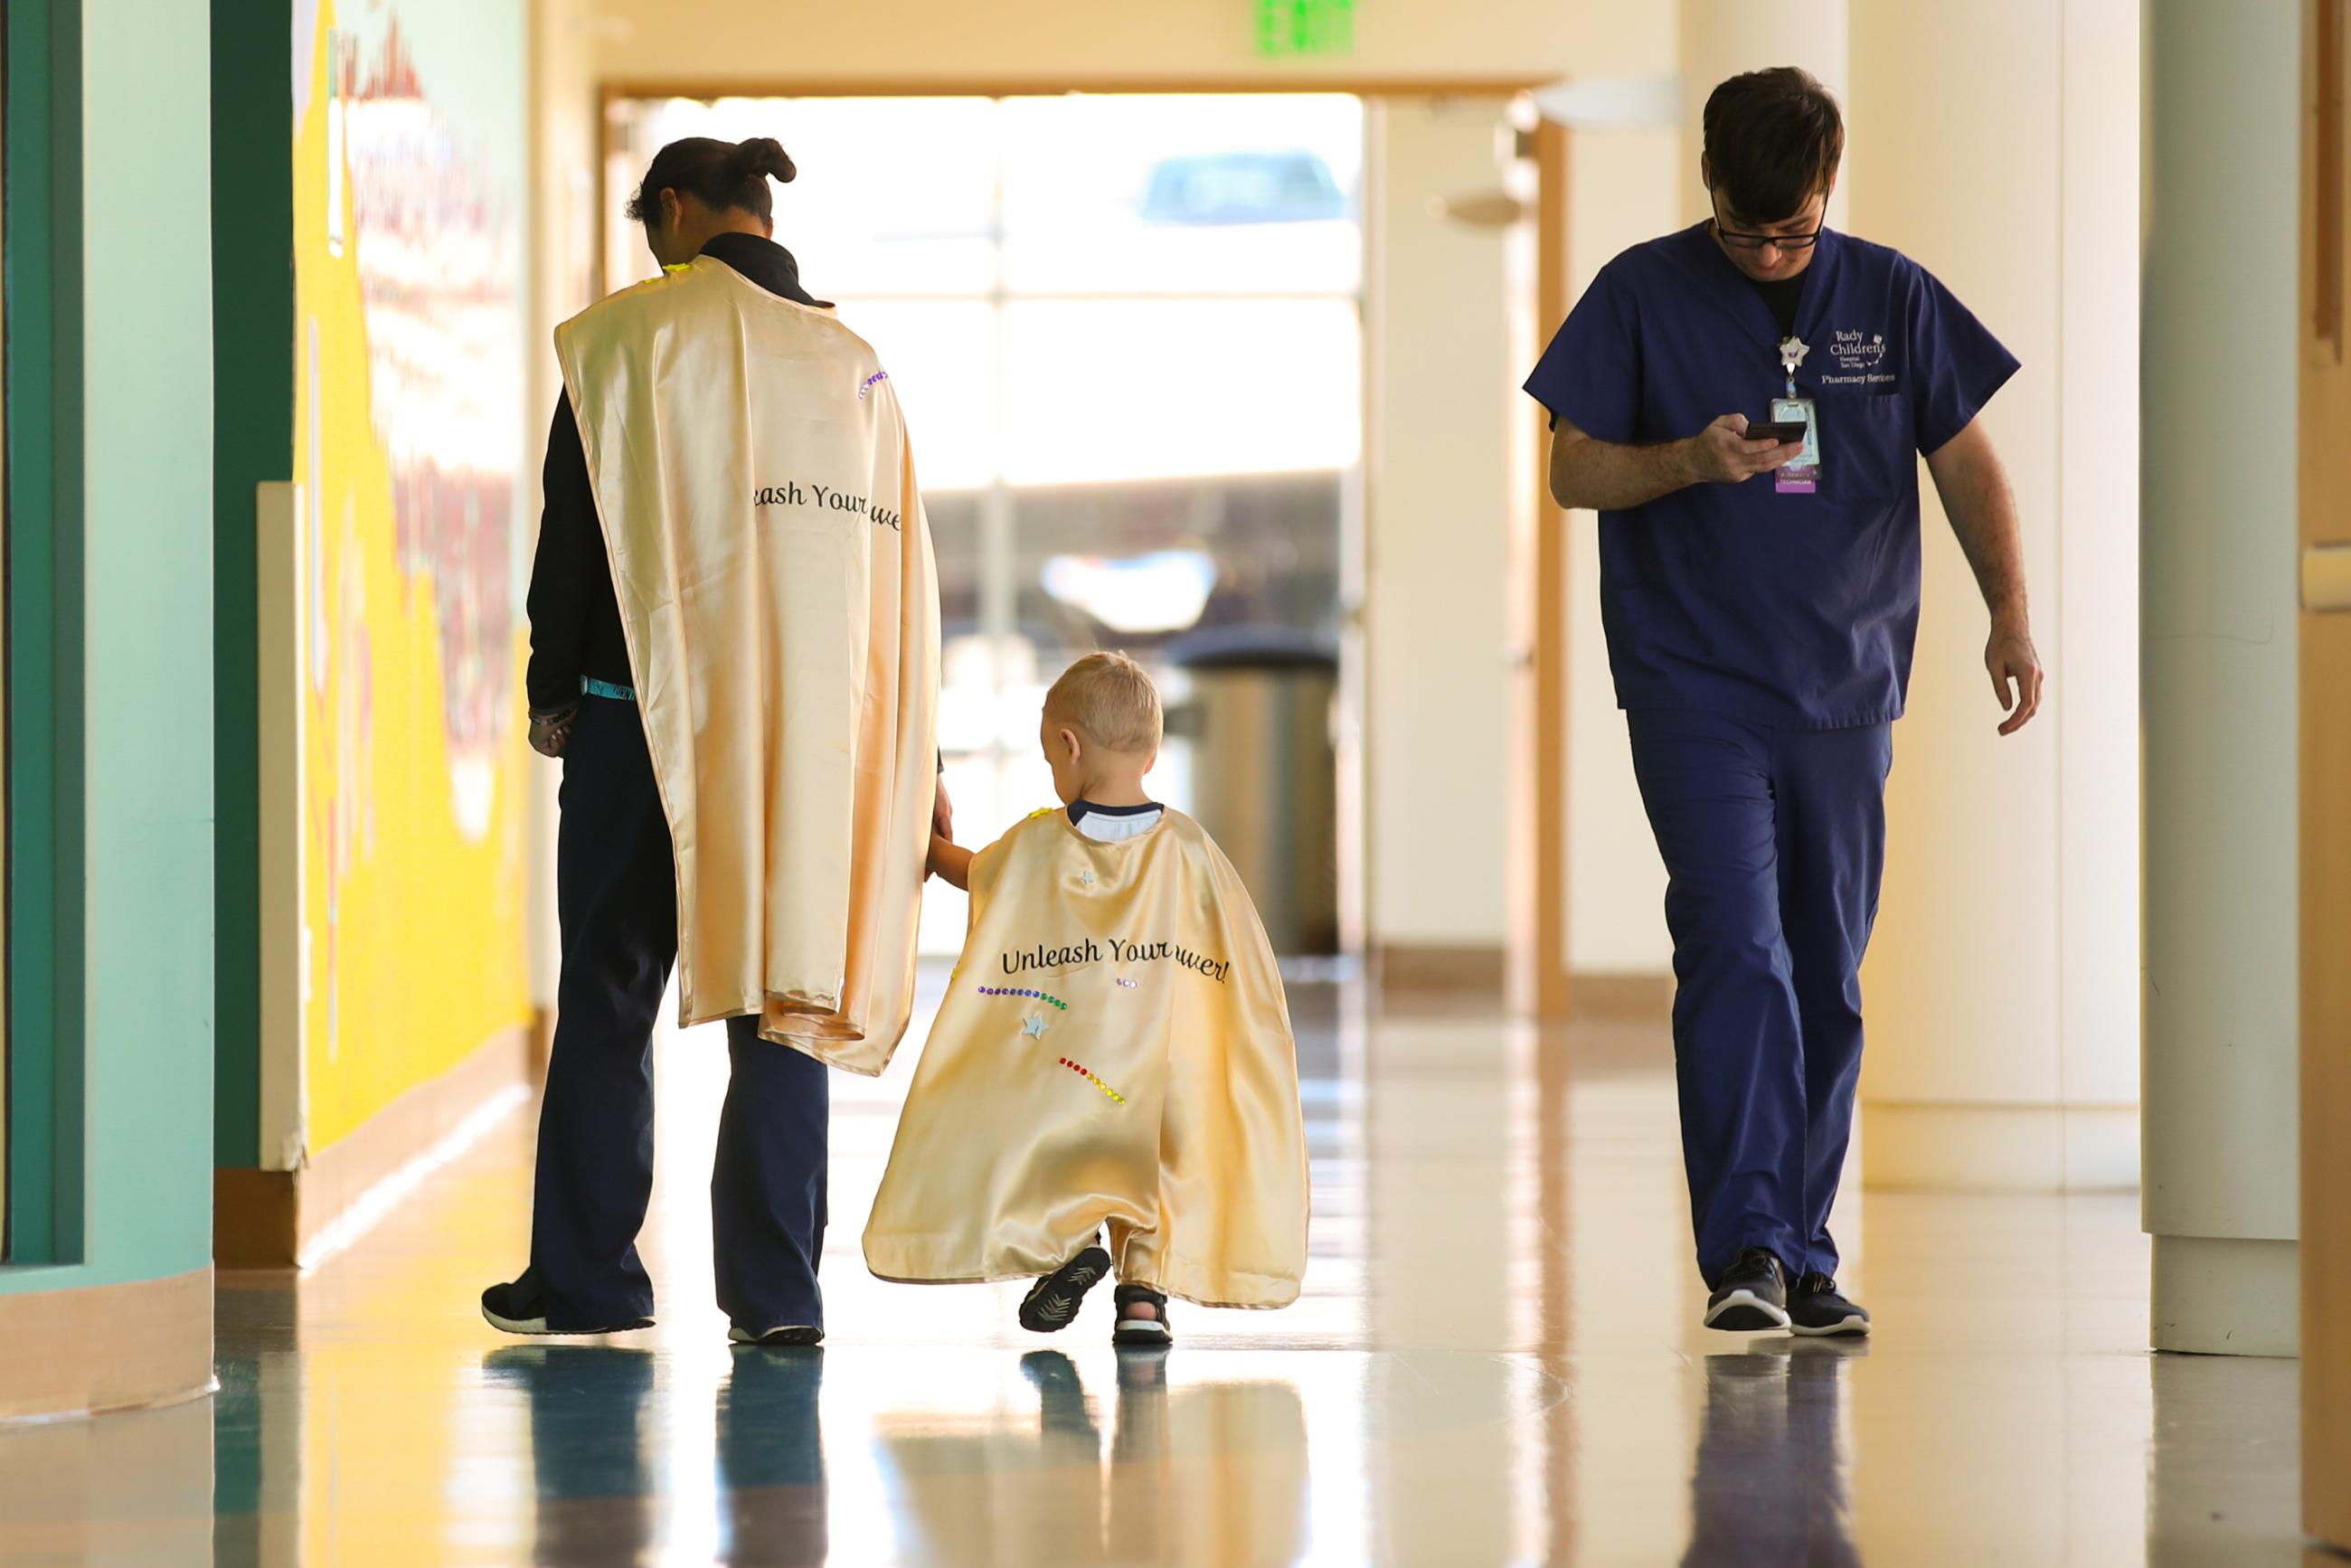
[0,973,2302,1567]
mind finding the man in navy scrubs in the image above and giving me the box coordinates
[1524,68,2042,1335]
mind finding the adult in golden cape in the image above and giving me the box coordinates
[864,656,1306,1334]
[485,135,941,1346]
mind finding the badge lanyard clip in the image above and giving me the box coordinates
[1774,336,1819,495]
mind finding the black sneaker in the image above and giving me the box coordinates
[1788,1272,1871,1337]
[1704,1247,1791,1332]
[480,1274,654,1337]
[1018,1244,1112,1333]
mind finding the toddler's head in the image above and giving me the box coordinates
[1040,653,1162,806]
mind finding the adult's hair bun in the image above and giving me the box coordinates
[734,137,797,184]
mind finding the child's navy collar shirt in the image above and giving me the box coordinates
[1524,222,2018,729]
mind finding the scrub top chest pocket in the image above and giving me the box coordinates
[1816,392,1914,505]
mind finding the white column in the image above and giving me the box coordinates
[1846,0,2141,1192]
[2139,1,2301,1357]
[1676,0,1851,230]
[1363,98,1515,964]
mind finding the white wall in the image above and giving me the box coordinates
[2139,0,2300,1355]
[1364,98,1516,951]
[1847,0,2141,1192]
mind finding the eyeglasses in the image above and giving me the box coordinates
[1710,193,1823,251]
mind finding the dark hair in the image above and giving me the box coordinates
[625,136,797,227]
[1701,68,1843,223]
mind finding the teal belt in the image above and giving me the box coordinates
[581,677,637,703]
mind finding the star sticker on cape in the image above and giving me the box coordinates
[1022,1014,1050,1040]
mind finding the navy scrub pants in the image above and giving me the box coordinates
[528,694,832,1332]
[1625,707,1893,1289]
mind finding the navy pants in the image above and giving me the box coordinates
[530,695,832,1332]
[1625,708,1893,1289]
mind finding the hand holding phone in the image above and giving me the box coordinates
[1687,413,1808,485]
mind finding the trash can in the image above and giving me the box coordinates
[1164,627,1340,956]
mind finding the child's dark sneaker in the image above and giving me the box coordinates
[1703,1246,1791,1332]
[1111,1283,1172,1348]
[1018,1245,1111,1333]
[1788,1272,1871,1337]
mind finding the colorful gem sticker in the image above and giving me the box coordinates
[978,986,1068,1010]
[1057,1056,1126,1105]
[1115,978,1138,989]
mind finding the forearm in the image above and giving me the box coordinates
[929,836,972,891]
[1928,430,2029,625]
[1550,430,1699,512]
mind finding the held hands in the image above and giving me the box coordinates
[1685,413,1802,485]
[528,705,578,759]
[1987,618,2045,736]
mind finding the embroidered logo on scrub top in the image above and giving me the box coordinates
[1820,329,1896,387]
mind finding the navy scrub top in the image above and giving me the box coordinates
[1524,222,2019,729]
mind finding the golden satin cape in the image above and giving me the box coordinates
[555,256,939,1071]
[864,808,1308,1308]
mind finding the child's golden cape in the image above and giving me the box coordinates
[864,808,1308,1308]
[556,257,939,1072]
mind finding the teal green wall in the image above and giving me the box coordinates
[210,0,295,1172]
[1,0,217,1291]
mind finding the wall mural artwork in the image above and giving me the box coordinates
[293,0,531,1156]
[339,14,524,839]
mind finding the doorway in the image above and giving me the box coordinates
[604,92,1365,956]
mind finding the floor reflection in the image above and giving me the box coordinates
[1683,1342,1862,1568]
[482,1346,662,1565]
[718,1347,830,1567]
[876,1350,1308,1567]
[0,977,2311,1565]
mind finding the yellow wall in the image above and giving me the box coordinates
[292,0,533,1156]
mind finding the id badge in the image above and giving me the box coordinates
[1773,396,1819,495]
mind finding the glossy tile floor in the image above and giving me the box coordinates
[0,974,2312,1564]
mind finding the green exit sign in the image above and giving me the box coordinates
[1256,0,1355,57]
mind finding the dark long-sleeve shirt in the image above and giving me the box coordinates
[524,231,827,714]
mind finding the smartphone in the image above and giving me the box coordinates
[1744,420,1811,444]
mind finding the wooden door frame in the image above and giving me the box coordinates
[2300,0,2351,1547]
[1517,119,1571,1019]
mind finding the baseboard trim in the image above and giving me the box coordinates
[1860,1101,2140,1192]
[0,1265,215,1422]
[1568,971,1674,1020]
[215,1025,532,1270]
[1373,943,1506,1000]
[2151,1234,2299,1356]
